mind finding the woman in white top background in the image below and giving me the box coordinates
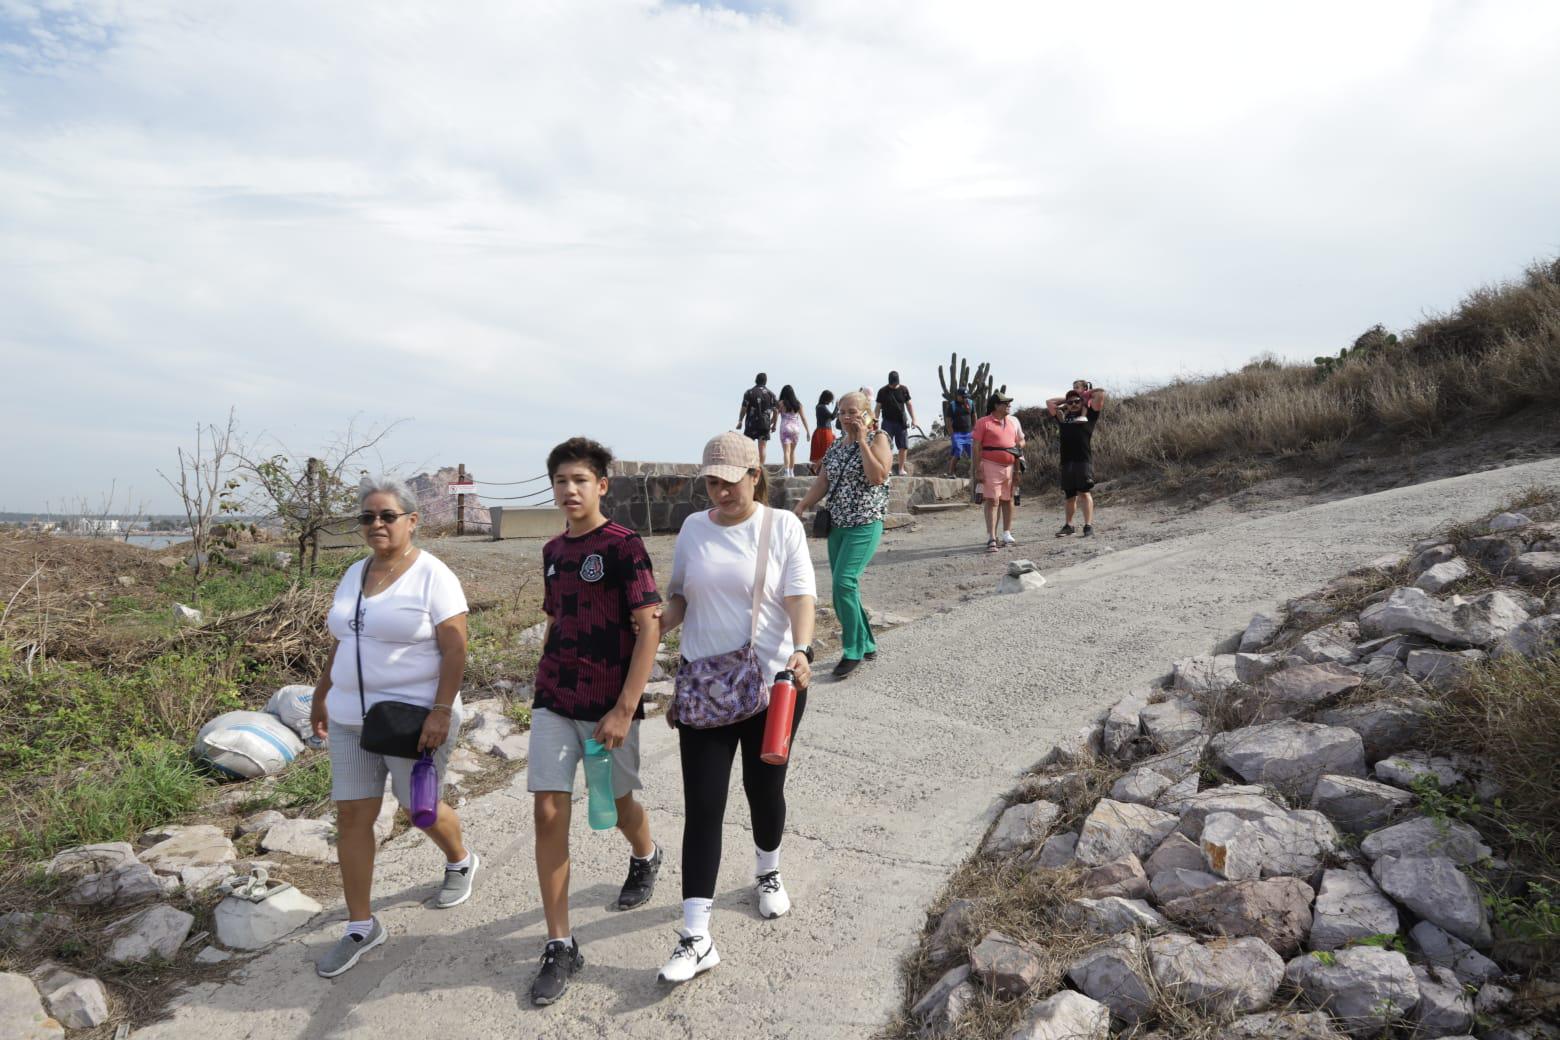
[306,476,479,979]
[654,432,817,984]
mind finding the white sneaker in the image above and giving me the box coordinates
[1001,531,1016,546]
[756,870,791,919]
[657,928,720,983]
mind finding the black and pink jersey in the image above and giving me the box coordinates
[536,520,661,721]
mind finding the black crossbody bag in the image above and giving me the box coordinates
[354,557,429,759]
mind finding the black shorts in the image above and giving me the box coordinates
[744,423,770,443]
[1060,460,1095,498]
[881,419,909,450]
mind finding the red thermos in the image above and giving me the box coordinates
[760,670,797,765]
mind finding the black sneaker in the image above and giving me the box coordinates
[1055,524,1075,538]
[832,657,862,679]
[1082,524,1093,537]
[530,939,583,1006]
[616,844,662,910]
[863,651,877,662]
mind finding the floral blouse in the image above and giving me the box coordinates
[822,431,890,527]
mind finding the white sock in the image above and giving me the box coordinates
[446,853,472,871]
[755,846,781,876]
[632,842,657,864]
[345,918,374,940]
[548,934,574,949]
[682,897,713,937]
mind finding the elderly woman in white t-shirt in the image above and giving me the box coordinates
[306,476,478,979]
[652,432,817,985]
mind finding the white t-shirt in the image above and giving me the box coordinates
[326,550,469,725]
[668,507,817,679]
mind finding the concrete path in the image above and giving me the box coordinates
[139,458,1560,1040]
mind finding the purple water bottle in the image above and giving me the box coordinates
[409,752,439,828]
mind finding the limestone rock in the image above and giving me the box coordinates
[1074,800,1178,865]
[1310,774,1415,834]
[1234,651,1282,684]
[1109,768,1172,806]
[1150,867,1222,903]
[1252,662,1364,721]
[1035,832,1078,870]
[1360,587,1531,649]
[1173,786,1283,841]
[1079,855,1151,901]
[140,824,237,873]
[1359,815,1491,866]
[173,602,204,625]
[1066,935,1153,1023]
[181,864,237,894]
[0,912,72,951]
[1210,720,1366,799]
[1406,648,1486,688]
[909,964,976,1037]
[0,972,62,1039]
[46,842,137,879]
[1172,654,1240,694]
[1374,752,1464,790]
[998,570,1047,594]
[1066,897,1170,935]
[1143,832,1207,878]
[1240,612,1282,653]
[1200,809,1337,881]
[1408,543,1457,577]
[1100,690,1152,762]
[194,946,232,965]
[1154,772,1201,812]
[1309,869,1399,951]
[1138,699,1206,749]
[1006,990,1109,1040]
[260,818,338,863]
[64,862,175,907]
[1415,557,1471,594]
[105,904,195,963]
[1147,933,1285,1015]
[214,885,323,950]
[1494,614,1560,660]
[1315,699,1432,761]
[970,931,1042,999]
[1371,855,1490,946]
[1412,963,1474,1037]
[1409,921,1502,984]
[1284,946,1419,1036]
[926,899,981,965]
[985,800,1061,856]
[1226,1010,1350,1039]
[31,963,109,1030]
[236,810,287,837]
[1162,876,1314,956]
[1489,511,1532,532]
[1465,534,1524,572]
[1290,622,1362,666]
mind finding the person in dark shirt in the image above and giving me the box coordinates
[737,373,779,467]
[874,370,917,475]
[527,437,664,1007]
[944,387,974,476]
[809,390,837,475]
[1045,388,1108,537]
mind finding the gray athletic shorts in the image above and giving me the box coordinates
[526,706,642,799]
[328,698,465,805]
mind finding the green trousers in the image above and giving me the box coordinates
[827,520,882,661]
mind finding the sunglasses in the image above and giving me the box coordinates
[358,510,411,526]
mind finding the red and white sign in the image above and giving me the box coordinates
[447,483,476,496]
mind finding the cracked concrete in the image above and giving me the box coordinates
[136,457,1560,1039]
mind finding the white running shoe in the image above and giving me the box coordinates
[756,870,791,919]
[1001,531,1016,546]
[657,928,720,983]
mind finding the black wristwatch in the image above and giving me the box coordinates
[792,645,814,664]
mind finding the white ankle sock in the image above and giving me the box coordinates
[755,846,781,876]
[446,853,472,871]
[549,934,573,949]
[682,897,713,936]
[345,918,374,940]
[632,842,657,864]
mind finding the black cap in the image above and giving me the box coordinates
[888,370,899,384]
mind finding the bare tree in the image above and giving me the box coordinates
[240,417,406,577]
[158,410,242,591]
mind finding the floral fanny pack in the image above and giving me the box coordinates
[670,506,774,730]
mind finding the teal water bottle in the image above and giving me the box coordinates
[583,739,618,830]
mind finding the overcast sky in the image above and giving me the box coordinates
[5,0,1560,513]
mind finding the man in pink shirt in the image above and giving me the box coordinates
[971,392,1025,553]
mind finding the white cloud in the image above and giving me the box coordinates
[4,0,1560,510]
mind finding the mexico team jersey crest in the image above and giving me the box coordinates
[580,553,605,583]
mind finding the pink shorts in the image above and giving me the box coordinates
[779,415,803,446]
[980,459,1015,501]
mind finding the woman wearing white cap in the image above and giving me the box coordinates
[653,431,817,983]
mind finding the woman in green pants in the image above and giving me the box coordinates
[794,390,893,678]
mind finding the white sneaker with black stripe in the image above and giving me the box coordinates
[657,928,719,984]
[756,870,791,919]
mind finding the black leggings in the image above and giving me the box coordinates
[678,691,808,900]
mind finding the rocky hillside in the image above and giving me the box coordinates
[891,494,1560,1039]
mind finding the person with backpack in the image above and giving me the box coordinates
[737,373,779,468]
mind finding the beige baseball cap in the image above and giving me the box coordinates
[700,431,759,482]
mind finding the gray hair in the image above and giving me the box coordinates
[358,475,418,515]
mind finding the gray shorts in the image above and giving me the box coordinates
[525,706,641,799]
[328,698,465,805]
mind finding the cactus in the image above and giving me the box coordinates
[1315,324,1397,379]
[938,352,1006,419]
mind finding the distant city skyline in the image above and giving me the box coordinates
[6,1,1560,511]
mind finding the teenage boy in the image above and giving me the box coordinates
[528,437,663,1007]
[1046,388,1108,537]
